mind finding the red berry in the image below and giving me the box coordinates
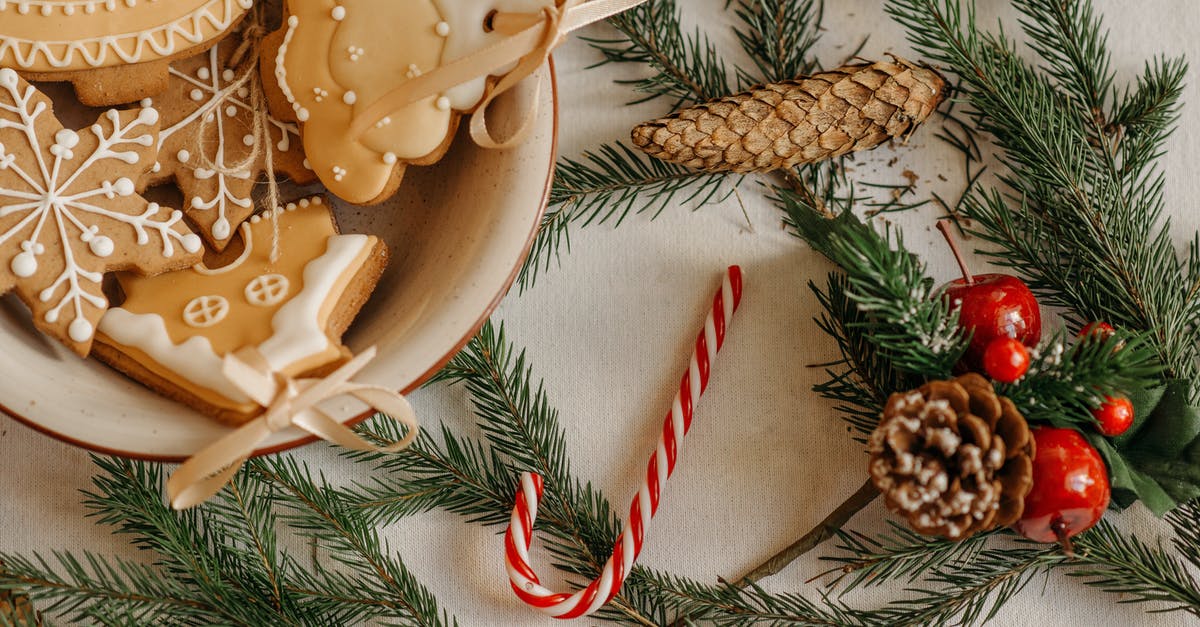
[983,336,1030,383]
[1014,427,1110,544]
[1079,321,1115,340]
[1092,397,1134,437]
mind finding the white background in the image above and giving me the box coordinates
[3,1,1200,625]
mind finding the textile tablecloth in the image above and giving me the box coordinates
[3,1,1198,624]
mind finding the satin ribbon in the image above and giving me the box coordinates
[347,0,650,147]
[166,347,419,510]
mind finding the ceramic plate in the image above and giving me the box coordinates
[0,63,558,461]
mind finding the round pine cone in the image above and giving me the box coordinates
[630,58,946,174]
[868,373,1035,541]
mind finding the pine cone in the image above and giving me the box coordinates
[630,58,946,173]
[868,373,1035,541]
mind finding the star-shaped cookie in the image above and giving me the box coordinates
[0,69,202,356]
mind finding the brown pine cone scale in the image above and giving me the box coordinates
[868,373,1035,541]
[631,58,946,173]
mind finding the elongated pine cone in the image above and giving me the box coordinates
[631,58,946,173]
[868,373,1035,541]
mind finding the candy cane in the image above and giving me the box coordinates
[504,266,744,619]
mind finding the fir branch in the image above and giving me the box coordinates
[248,457,455,627]
[731,0,824,86]
[782,188,968,378]
[811,274,914,439]
[517,143,734,292]
[819,523,995,592]
[1000,330,1163,427]
[632,569,862,626]
[888,0,1200,389]
[548,144,734,225]
[1070,521,1200,616]
[593,0,731,106]
[0,552,212,625]
[866,544,1065,625]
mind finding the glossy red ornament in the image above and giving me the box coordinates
[1079,321,1116,341]
[1014,427,1111,544]
[1093,396,1134,437]
[936,223,1042,369]
[983,337,1030,383]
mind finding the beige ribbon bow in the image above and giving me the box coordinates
[348,0,650,146]
[166,347,419,510]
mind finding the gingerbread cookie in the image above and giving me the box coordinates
[264,0,556,205]
[0,69,203,356]
[144,33,314,251]
[93,196,389,426]
[0,0,253,106]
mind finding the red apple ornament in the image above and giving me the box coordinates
[1014,427,1110,546]
[1093,396,1134,437]
[936,222,1042,370]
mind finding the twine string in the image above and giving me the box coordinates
[191,7,283,263]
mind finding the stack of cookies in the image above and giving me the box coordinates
[0,0,557,427]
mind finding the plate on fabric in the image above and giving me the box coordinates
[0,62,558,461]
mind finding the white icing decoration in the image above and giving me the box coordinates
[68,317,92,342]
[436,21,450,37]
[331,5,345,20]
[88,235,114,257]
[158,45,302,243]
[0,69,194,343]
[11,250,37,277]
[258,234,370,371]
[0,0,254,71]
[342,90,356,105]
[97,308,252,404]
[382,152,396,165]
[275,16,309,121]
[436,96,450,111]
[212,217,231,241]
[245,273,290,307]
[183,294,230,328]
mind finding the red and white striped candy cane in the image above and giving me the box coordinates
[504,265,744,619]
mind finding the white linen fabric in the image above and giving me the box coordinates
[2,1,1198,625]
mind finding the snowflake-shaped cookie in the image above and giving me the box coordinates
[0,68,203,356]
[144,35,314,251]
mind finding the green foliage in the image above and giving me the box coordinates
[810,273,917,440]
[1000,331,1162,427]
[782,188,968,378]
[731,0,825,86]
[594,0,731,106]
[0,457,453,626]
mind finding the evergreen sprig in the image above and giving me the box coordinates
[731,0,825,86]
[889,0,1197,383]
[783,188,968,378]
[810,273,916,439]
[0,457,454,626]
[1000,331,1163,427]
